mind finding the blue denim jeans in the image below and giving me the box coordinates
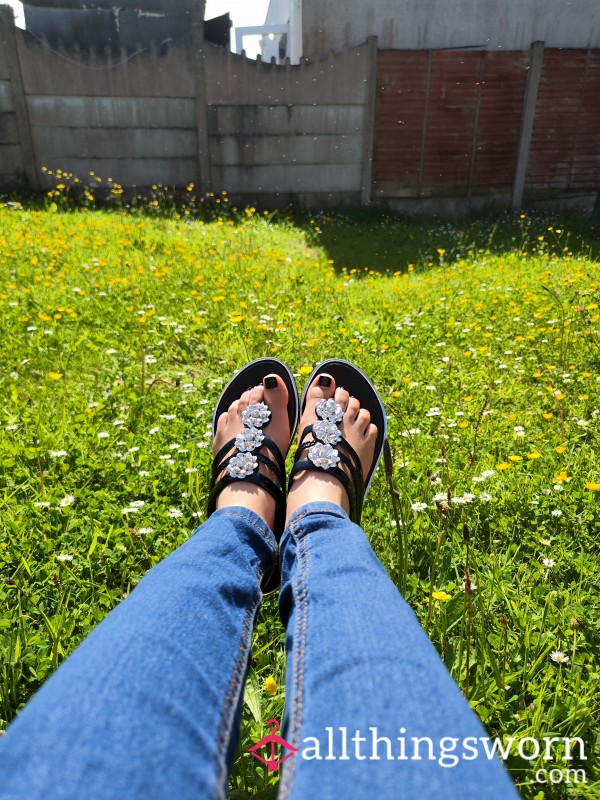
[0,503,517,799]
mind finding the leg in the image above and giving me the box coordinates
[277,373,518,799]
[0,508,276,800]
[0,371,293,800]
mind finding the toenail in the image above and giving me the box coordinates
[264,376,277,390]
[318,376,332,387]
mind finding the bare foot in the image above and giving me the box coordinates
[214,374,290,531]
[285,373,378,523]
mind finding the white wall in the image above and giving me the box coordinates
[303,0,600,54]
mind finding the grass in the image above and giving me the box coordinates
[1,185,599,798]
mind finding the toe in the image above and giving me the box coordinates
[248,384,265,406]
[237,389,252,415]
[366,422,378,441]
[346,396,360,420]
[334,386,350,412]
[305,372,336,406]
[356,408,371,435]
[263,373,289,408]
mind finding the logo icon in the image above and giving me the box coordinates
[247,719,298,773]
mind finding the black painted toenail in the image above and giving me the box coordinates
[318,376,332,387]
[264,376,277,390]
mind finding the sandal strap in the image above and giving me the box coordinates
[207,467,286,531]
[289,423,366,522]
[212,435,285,485]
[207,432,287,535]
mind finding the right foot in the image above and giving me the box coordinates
[285,374,378,523]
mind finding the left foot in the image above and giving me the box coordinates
[213,374,291,531]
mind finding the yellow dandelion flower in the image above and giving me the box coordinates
[47,372,63,380]
[585,482,600,491]
[458,421,469,429]
[527,452,541,459]
[264,676,277,696]
[542,413,554,420]
[463,395,473,402]
[554,471,571,484]
[508,455,522,462]
[496,462,510,471]
[555,446,566,454]
[432,590,452,601]
[299,366,312,376]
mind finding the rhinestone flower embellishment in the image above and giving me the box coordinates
[308,443,340,470]
[241,402,271,428]
[235,426,264,452]
[227,452,258,478]
[315,398,344,423]
[313,420,341,445]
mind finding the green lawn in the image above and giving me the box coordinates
[1,194,599,798]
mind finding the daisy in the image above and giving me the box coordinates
[542,558,556,567]
[50,450,68,457]
[97,432,109,439]
[59,495,74,507]
[551,509,563,517]
[167,508,183,518]
[550,651,569,664]
[411,502,428,511]
[56,554,74,562]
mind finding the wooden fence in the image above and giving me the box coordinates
[1,6,599,211]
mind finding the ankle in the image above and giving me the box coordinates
[217,484,276,531]
[286,472,349,525]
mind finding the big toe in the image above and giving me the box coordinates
[304,372,336,411]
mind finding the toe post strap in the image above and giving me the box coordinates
[288,399,365,522]
[207,402,287,535]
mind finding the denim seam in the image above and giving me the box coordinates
[284,505,348,538]
[279,517,309,800]
[214,509,277,551]
[213,595,260,799]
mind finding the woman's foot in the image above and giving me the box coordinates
[213,374,291,531]
[285,374,378,523]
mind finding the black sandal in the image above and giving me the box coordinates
[288,359,387,523]
[207,358,300,591]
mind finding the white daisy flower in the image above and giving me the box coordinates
[57,554,74,562]
[411,502,428,511]
[97,432,109,439]
[551,509,563,517]
[167,508,183,518]
[59,495,75,507]
[550,651,569,664]
[50,450,68,457]
[542,558,557,567]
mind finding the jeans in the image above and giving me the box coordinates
[0,503,518,799]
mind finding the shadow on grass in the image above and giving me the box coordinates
[287,208,600,274]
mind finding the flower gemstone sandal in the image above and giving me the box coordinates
[207,358,300,591]
[289,359,388,523]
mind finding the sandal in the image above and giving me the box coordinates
[288,359,387,523]
[207,358,300,591]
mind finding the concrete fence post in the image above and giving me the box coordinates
[0,6,39,190]
[192,24,212,195]
[360,35,378,206]
[512,40,545,212]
